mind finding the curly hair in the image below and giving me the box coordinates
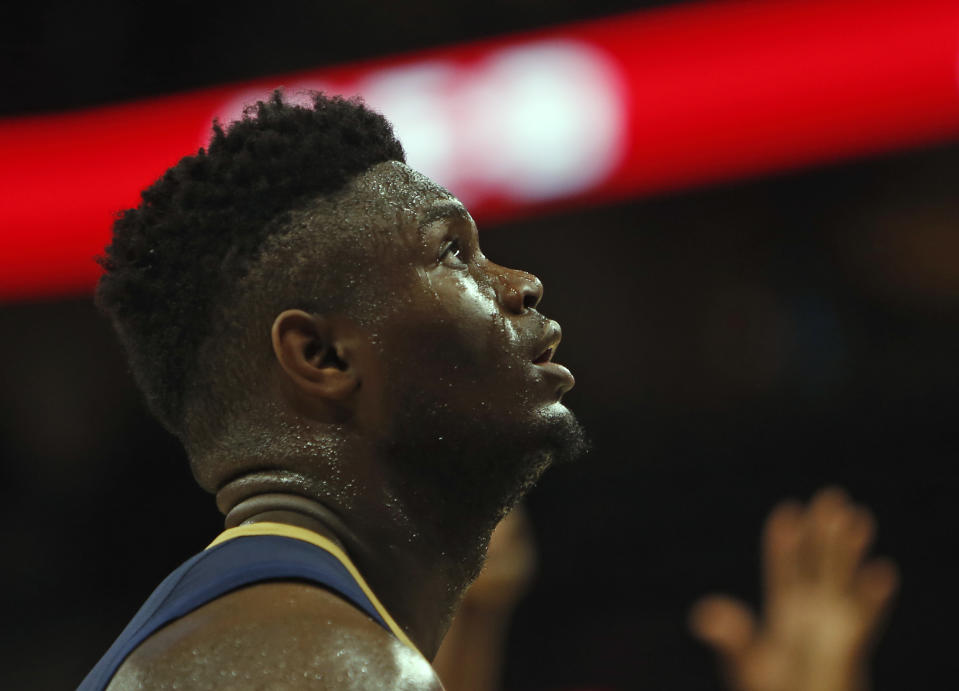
[95,91,406,458]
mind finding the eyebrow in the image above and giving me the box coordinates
[417,202,471,235]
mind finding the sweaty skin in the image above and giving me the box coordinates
[107,161,581,690]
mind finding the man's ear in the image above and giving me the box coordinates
[271,309,359,401]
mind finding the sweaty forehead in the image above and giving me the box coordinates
[345,161,457,228]
[288,161,465,267]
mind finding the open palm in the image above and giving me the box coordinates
[690,487,899,691]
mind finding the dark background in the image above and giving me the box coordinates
[2,1,957,689]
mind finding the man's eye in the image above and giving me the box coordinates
[440,238,467,266]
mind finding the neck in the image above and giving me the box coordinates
[216,472,486,658]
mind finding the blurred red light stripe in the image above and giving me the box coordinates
[1,0,958,301]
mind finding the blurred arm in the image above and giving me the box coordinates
[433,506,537,691]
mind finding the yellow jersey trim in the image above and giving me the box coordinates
[206,521,418,653]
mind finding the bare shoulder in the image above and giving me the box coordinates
[106,581,442,691]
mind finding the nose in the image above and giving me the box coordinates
[495,265,543,314]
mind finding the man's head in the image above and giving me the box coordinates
[96,91,405,446]
[97,92,585,540]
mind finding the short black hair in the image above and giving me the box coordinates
[95,91,406,446]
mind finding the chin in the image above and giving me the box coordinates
[541,396,576,420]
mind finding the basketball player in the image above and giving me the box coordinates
[81,92,897,690]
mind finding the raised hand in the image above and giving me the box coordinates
[689,487,899,691]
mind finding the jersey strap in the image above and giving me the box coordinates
[206,521,415,648]
[77,521,415,690]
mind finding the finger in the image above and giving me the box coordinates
[802,485,851,584]
[762,499,803,617]
[854,557,900,640]
[689,594,758,665]
[828,506,877,592]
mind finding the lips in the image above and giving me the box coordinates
[533,346,554,364]
[530,321,575,393]
[530,321,563,364]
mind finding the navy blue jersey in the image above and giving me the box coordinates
[78,521,415,690]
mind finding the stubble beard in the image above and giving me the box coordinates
[380,384,589,579]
